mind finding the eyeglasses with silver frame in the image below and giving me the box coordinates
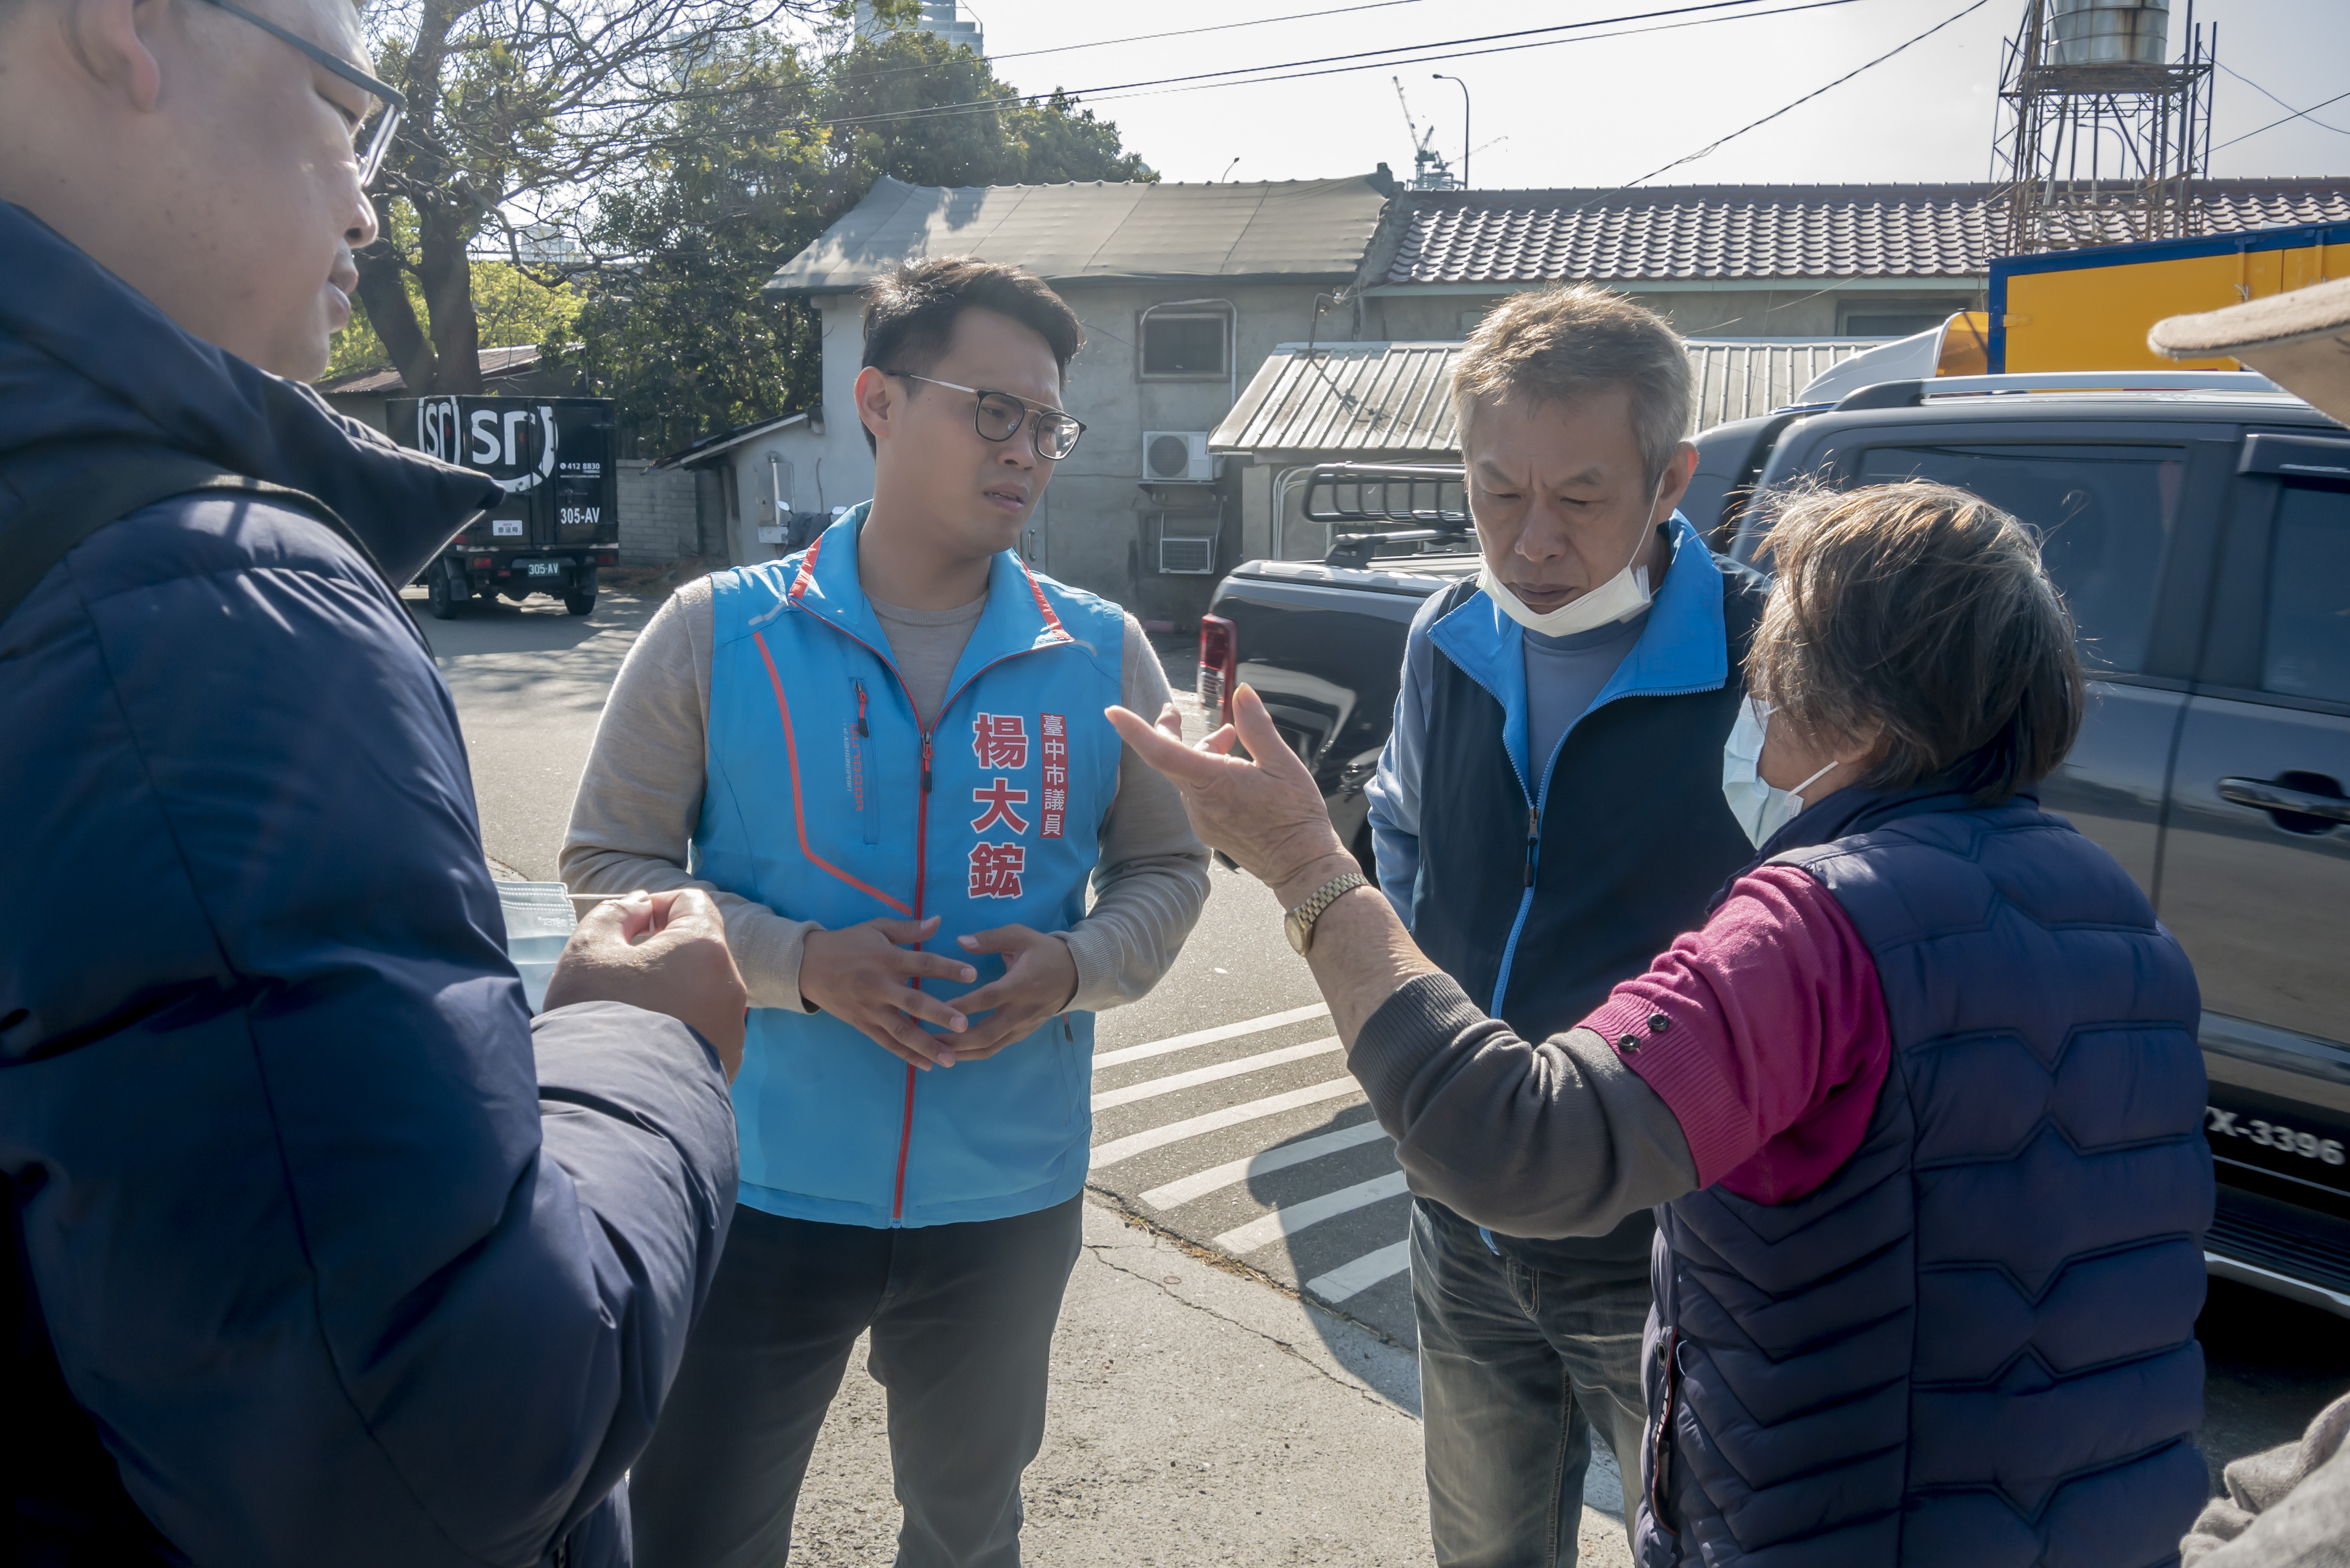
[193,0,407,187]
[890,373,1086,462]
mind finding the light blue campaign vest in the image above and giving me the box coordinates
[697,505,1125,1227]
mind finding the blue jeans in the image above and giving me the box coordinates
[629,1196,1082,1568]
[1412,1198,1652,1568]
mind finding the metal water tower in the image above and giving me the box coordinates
[1993,0,2214,253]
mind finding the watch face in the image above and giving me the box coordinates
[1284,908,1309,955]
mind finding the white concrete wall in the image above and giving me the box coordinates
[616,459,703,565]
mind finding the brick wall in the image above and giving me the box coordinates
[617,459,703,565]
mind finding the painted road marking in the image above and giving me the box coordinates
[1090,1037,1340,1112]
[1092,1003,1331,1072]
[1089,1078,1363,1168]
[1139,1118,1392,1210]
[1214,1171,1411,1254]
[1307,1240,1412,1302]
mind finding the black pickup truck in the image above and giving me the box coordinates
[1202,371,2350,1317]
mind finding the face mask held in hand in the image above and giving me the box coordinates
[1477,469,1669,638]
[1721,697,1843,847]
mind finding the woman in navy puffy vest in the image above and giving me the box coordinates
[1113,480,2215,1568]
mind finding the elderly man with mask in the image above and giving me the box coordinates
[1361,285,1764,1565]
[0,0,745,1562]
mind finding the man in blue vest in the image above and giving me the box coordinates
[563,257,1210,1567]
[1364,286,1764,1567]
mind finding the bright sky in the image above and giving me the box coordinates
[952,0,2350,190]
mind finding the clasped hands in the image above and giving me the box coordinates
[801,917,1077,1071]
[798,684,1345,1071]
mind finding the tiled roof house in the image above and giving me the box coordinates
[1354,179,2350,341]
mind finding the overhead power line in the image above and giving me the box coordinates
[568,0,1817,125]
[1614,0,1993,188]
[2210,82,2350,153]
[2215,63,2350,139]
[805,0,1869,132]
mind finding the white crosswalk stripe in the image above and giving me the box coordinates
[1090,1077,1363,1168]
[1214,1171,1410,1254]
[1307,1241,1412,1302]
[1139,1118,1391,1209]
[1086,992,1411,1319]
[1089,1036,1339,1111]
[1091,1003,1331,1072]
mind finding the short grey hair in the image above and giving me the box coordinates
[1747,480,2086,802]
[1449,284,1692,487]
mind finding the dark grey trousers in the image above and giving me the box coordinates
[628,1196,1083,1568]
[1412,1197,1653,1568]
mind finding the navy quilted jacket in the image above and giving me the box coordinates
[1635,788,2213,1568]
[1,201,737,1565]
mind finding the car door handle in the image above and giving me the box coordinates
[2218,777,2350,824]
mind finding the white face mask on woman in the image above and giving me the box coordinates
[1721,697,1843,847]
[1478,469,1668,638]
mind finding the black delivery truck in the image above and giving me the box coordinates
[390,394,620,618]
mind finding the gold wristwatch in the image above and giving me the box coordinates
[1283,870,1369,955]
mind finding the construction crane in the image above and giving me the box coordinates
[1392,77,1458,191]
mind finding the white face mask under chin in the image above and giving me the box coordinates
[1479,472,1666,638]
[1721,698,1844,848]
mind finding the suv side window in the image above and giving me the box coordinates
[2263,484,2350,705]
[1851,443,2186,674]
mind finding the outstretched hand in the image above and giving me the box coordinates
[1105,689,1358,909]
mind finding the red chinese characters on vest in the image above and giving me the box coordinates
[968,713,1031,899]
[1040,714,1068,839]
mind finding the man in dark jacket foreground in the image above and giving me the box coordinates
[0,0,744,1561]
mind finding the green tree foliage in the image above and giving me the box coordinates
[356,0,819,397]
[554,26,1155,456]
[328,197,581,381]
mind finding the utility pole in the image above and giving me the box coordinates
[1432,74,1471,189]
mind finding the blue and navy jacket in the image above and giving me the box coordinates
[1367,517,1765,1270]
[1,200,736,1565]
[699,506,1126,1228]
[1635,787,2213,1567]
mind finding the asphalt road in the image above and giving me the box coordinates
[418,582,2350,1553]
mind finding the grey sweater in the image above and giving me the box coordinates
[1351,972,1699,1238]
[561,576,1209,1015]
[2185,1391,2350,1566]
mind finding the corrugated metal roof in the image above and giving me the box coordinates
[1379,180,2350,285]
[1209,342,1461,458]
[1685,339,1886,429]
[764,175,1393,296]
[1211,337,1897,456]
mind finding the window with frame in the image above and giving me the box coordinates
[2262,482,2350,705]
[1142,313,1229,378]
[1851,443,2187,676]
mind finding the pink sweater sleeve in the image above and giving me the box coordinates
[1579,864,1891,1205]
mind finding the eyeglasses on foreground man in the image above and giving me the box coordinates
[1113,480,2217,1567]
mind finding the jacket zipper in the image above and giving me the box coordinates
[889,730,933,1223]
[1488,674,1728,1014]
[800,607,1071,1226]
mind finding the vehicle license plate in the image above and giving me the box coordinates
[527,561,561,577]
[2206,1088,2350,1207]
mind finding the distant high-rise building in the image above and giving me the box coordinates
[853,1,984,57]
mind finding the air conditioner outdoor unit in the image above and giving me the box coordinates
[1142,430,1214,482]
